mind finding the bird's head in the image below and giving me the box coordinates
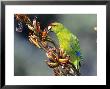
[48,22,64,33]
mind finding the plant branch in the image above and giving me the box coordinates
[15,14,80,76]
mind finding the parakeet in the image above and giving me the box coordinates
[48,22,82,70]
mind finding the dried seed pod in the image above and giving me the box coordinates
[46,62,58,68]
[29,35,41,48]
[58,58,69,64]
[62,52,67,58]
[60,48,64,57]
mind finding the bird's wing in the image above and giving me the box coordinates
[69,34,82,69]
[70,34,82,58]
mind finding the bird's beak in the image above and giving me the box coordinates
[47,25,52,32]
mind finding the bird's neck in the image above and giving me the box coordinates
[53,29,60,34]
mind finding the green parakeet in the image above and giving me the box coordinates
[48,22,82,70]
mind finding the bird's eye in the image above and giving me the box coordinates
[52,25,56,27]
